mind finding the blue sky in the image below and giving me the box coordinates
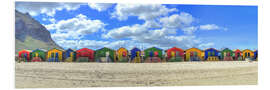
[15,2,258,50]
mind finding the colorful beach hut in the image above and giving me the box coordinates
[76,48,95,62]
[18,49,31,62]
[242,49,254,60]
[95,47,115,62]
[47,48,64,62]
[220,48,233,61]
[64,48,76,62]
[254,50,258,61]
[117,47,129,62]
[130,47,141,63]
[185,48,203,61]
[31,49,46,62]
[234,49,242,60]
[144,47,162,63]
[204,48,219,61]
[166,47,184,62]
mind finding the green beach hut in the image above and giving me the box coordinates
[221,48,234,61]
[144,47,163,63]
[31,49,46,62]
[95,47,115,62]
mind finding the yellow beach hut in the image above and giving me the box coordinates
[242,49,254,60]
[117,47,129,62]
[47,48,64,62]
[185,48,203,61]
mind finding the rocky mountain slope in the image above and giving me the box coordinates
[15,10,62,53]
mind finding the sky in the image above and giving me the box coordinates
[15,2,258,50]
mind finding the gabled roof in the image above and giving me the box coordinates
[48,48,64,52]
[185,47,202,51]
[66,48,76,52]
[145,46,163,50]
[205,48,219,52]
[32,48,47,52]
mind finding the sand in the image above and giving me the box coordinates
[15,61,258,88]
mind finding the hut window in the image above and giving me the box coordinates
[208,52,211,56]
[176,51,179,57]
[194,52,198,56]
[248,53,250,57]
[212,52,215,56]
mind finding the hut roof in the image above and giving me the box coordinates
[145,47,163,51]
[185,47,202,51]
[205,48,219,52]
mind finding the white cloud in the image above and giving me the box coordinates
[88,3,113,12]
[45,14,106,40]
[111,4,177,21]
[182,26,198,34]
[15,2,83,16]
[160,12,195,29]
[199,24,221,30]
[42,18,47,21]
[198,42,215,49]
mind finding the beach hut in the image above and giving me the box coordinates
[221,48,233,61]
[185,48,203,61]
[254,50,258,61]
[64,48,76,62]
[166,47,184,62]
[242,49,254,60]
[31,49,46,62]
[76,48,95,62]
[47,48,64,62]
[18,49,31,62]
[234,49,243,60]
[117,47,129,62]
[144,47,163,63]
[204,48,219,61]
[95,47,115,62]
[130,47,141,63]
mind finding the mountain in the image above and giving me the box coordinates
[15,10,62,53]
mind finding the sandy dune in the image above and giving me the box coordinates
[15,61,257,88]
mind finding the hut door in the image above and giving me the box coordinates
[24,53,27,62]
[190,52,194,57]
[171,51,175,57]
[245,53,247,58]
[227,52,230,56]
[51,52,54,62]
[149,51,154,57]
[248,53,250,57]
[176,51,179,57]
[55,53,59,62]
[70,52,73,61]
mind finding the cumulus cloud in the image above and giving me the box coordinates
[45,14,106,40]
[15,2,83,16]
[182,26,198,34]
[160,12,195,29]
[88,3,114,11]
[111,4,177,21]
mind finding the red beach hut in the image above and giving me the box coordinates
[76,48,95,62]
[234,49,242,60]
[166,47,184,62]
[18,49,31,62]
